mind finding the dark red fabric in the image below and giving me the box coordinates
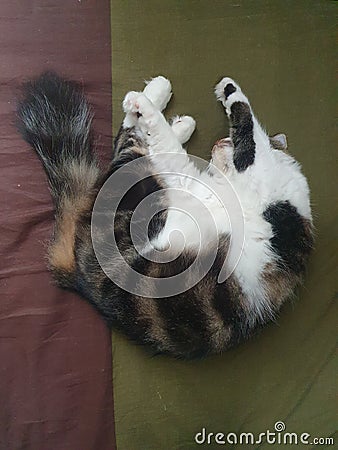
[0,1,115,449]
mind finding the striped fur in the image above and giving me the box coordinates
[17,73,313,359]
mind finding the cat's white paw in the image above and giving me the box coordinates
[124,92,160,134]
[143,76,172,111]
[123,91,142,114]
[215,77,249,114]
[171,115,196,144]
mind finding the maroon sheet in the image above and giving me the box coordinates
[0,1,115,449]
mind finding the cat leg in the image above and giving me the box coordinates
[123,76,172,129]
[215,77,270,173]
[114,76,173,157]
[123,92,187,154]
[115,110,196,158]
[143,76,172,112]
[122,90,209,207]
[120,75,195,154]
[144,78,196,144]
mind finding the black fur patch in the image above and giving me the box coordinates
[230,101,256,172]
[223,83,236,99]
[263,201,313,274]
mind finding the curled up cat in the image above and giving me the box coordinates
[17,72,313,358]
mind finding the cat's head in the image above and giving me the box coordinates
[210,133,288,172]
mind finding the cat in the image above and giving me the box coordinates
[17,72,313,358]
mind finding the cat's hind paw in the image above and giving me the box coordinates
[143,76,172,112]
[171,115,196,144]
[123,91,142,114]
[123,92,160,132]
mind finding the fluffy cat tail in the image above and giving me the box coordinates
[17,72,101,287]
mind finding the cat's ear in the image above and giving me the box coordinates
[269,133,288,151]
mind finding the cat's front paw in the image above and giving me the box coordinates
[143,76,172,111]
[171,115,196,144]
[215,77,241,102]
[215,77,249,114]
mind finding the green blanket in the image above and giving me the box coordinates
[111,1,337,448]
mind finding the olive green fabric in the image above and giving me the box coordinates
[110,1,337,449]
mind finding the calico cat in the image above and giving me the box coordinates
[18,72,313,358]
